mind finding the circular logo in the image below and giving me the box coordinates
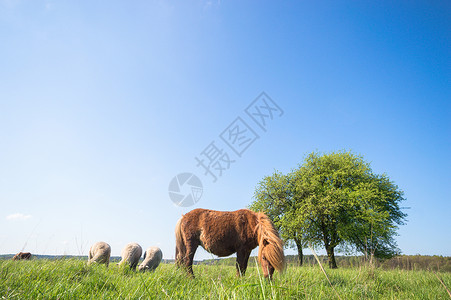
[168,173,203,207]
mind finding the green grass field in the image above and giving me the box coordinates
[1,258,450,299]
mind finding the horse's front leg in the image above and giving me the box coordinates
[236,249,251,277]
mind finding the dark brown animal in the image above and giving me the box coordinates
[175,208,285,278]
[12,252,32,260]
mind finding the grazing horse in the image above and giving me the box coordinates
[12,252,32,260]
[138,247,163,272]
[88,241,111,267]
[118,243,142,270]
[175,208,285,278]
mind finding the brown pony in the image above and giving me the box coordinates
[12,252,32,260]
[175,208,285,278]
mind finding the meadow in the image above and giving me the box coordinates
[1,258,450,299]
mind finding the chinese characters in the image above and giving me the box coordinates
[195,92,283,183]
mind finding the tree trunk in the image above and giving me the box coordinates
[294,238,303,266]
[326,245,338,269]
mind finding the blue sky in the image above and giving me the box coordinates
[0,1,449,259]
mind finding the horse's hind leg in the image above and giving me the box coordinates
[176,243,187,268]
[185,240,199,278]
[236,249,251,277]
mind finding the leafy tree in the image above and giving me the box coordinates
[249,172,308,265]
[249,151,407,269]
[338,173,406,261]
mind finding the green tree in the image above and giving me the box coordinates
[338,173,406,261]
[249,172,308,266]
[249,151,407,269]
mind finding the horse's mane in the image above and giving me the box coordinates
[255,212,285,272]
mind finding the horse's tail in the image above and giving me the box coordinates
[175,217,186,266]
[256,212,285,272]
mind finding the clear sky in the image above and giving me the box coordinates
[1,1,450,259]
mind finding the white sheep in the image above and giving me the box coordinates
[138,246,162,272]
[88,241,111,267]
[118,242,143,270]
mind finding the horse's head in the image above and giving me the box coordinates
[259,240,275,278]
[256,213,285,278]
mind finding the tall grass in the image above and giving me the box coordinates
[1,258,450,299]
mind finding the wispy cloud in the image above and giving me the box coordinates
[204,0,221,10]
[6,213,32,221]
[0,0,21,9]
[45,0,55,11]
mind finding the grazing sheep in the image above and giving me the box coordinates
[118,243,142,270]
[88,242,111,267]
[12,252,32,260]
[138,247,162,272]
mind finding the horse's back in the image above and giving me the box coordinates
[184,208,254,223]
[181,208,258,256]
[183,208,255,232]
